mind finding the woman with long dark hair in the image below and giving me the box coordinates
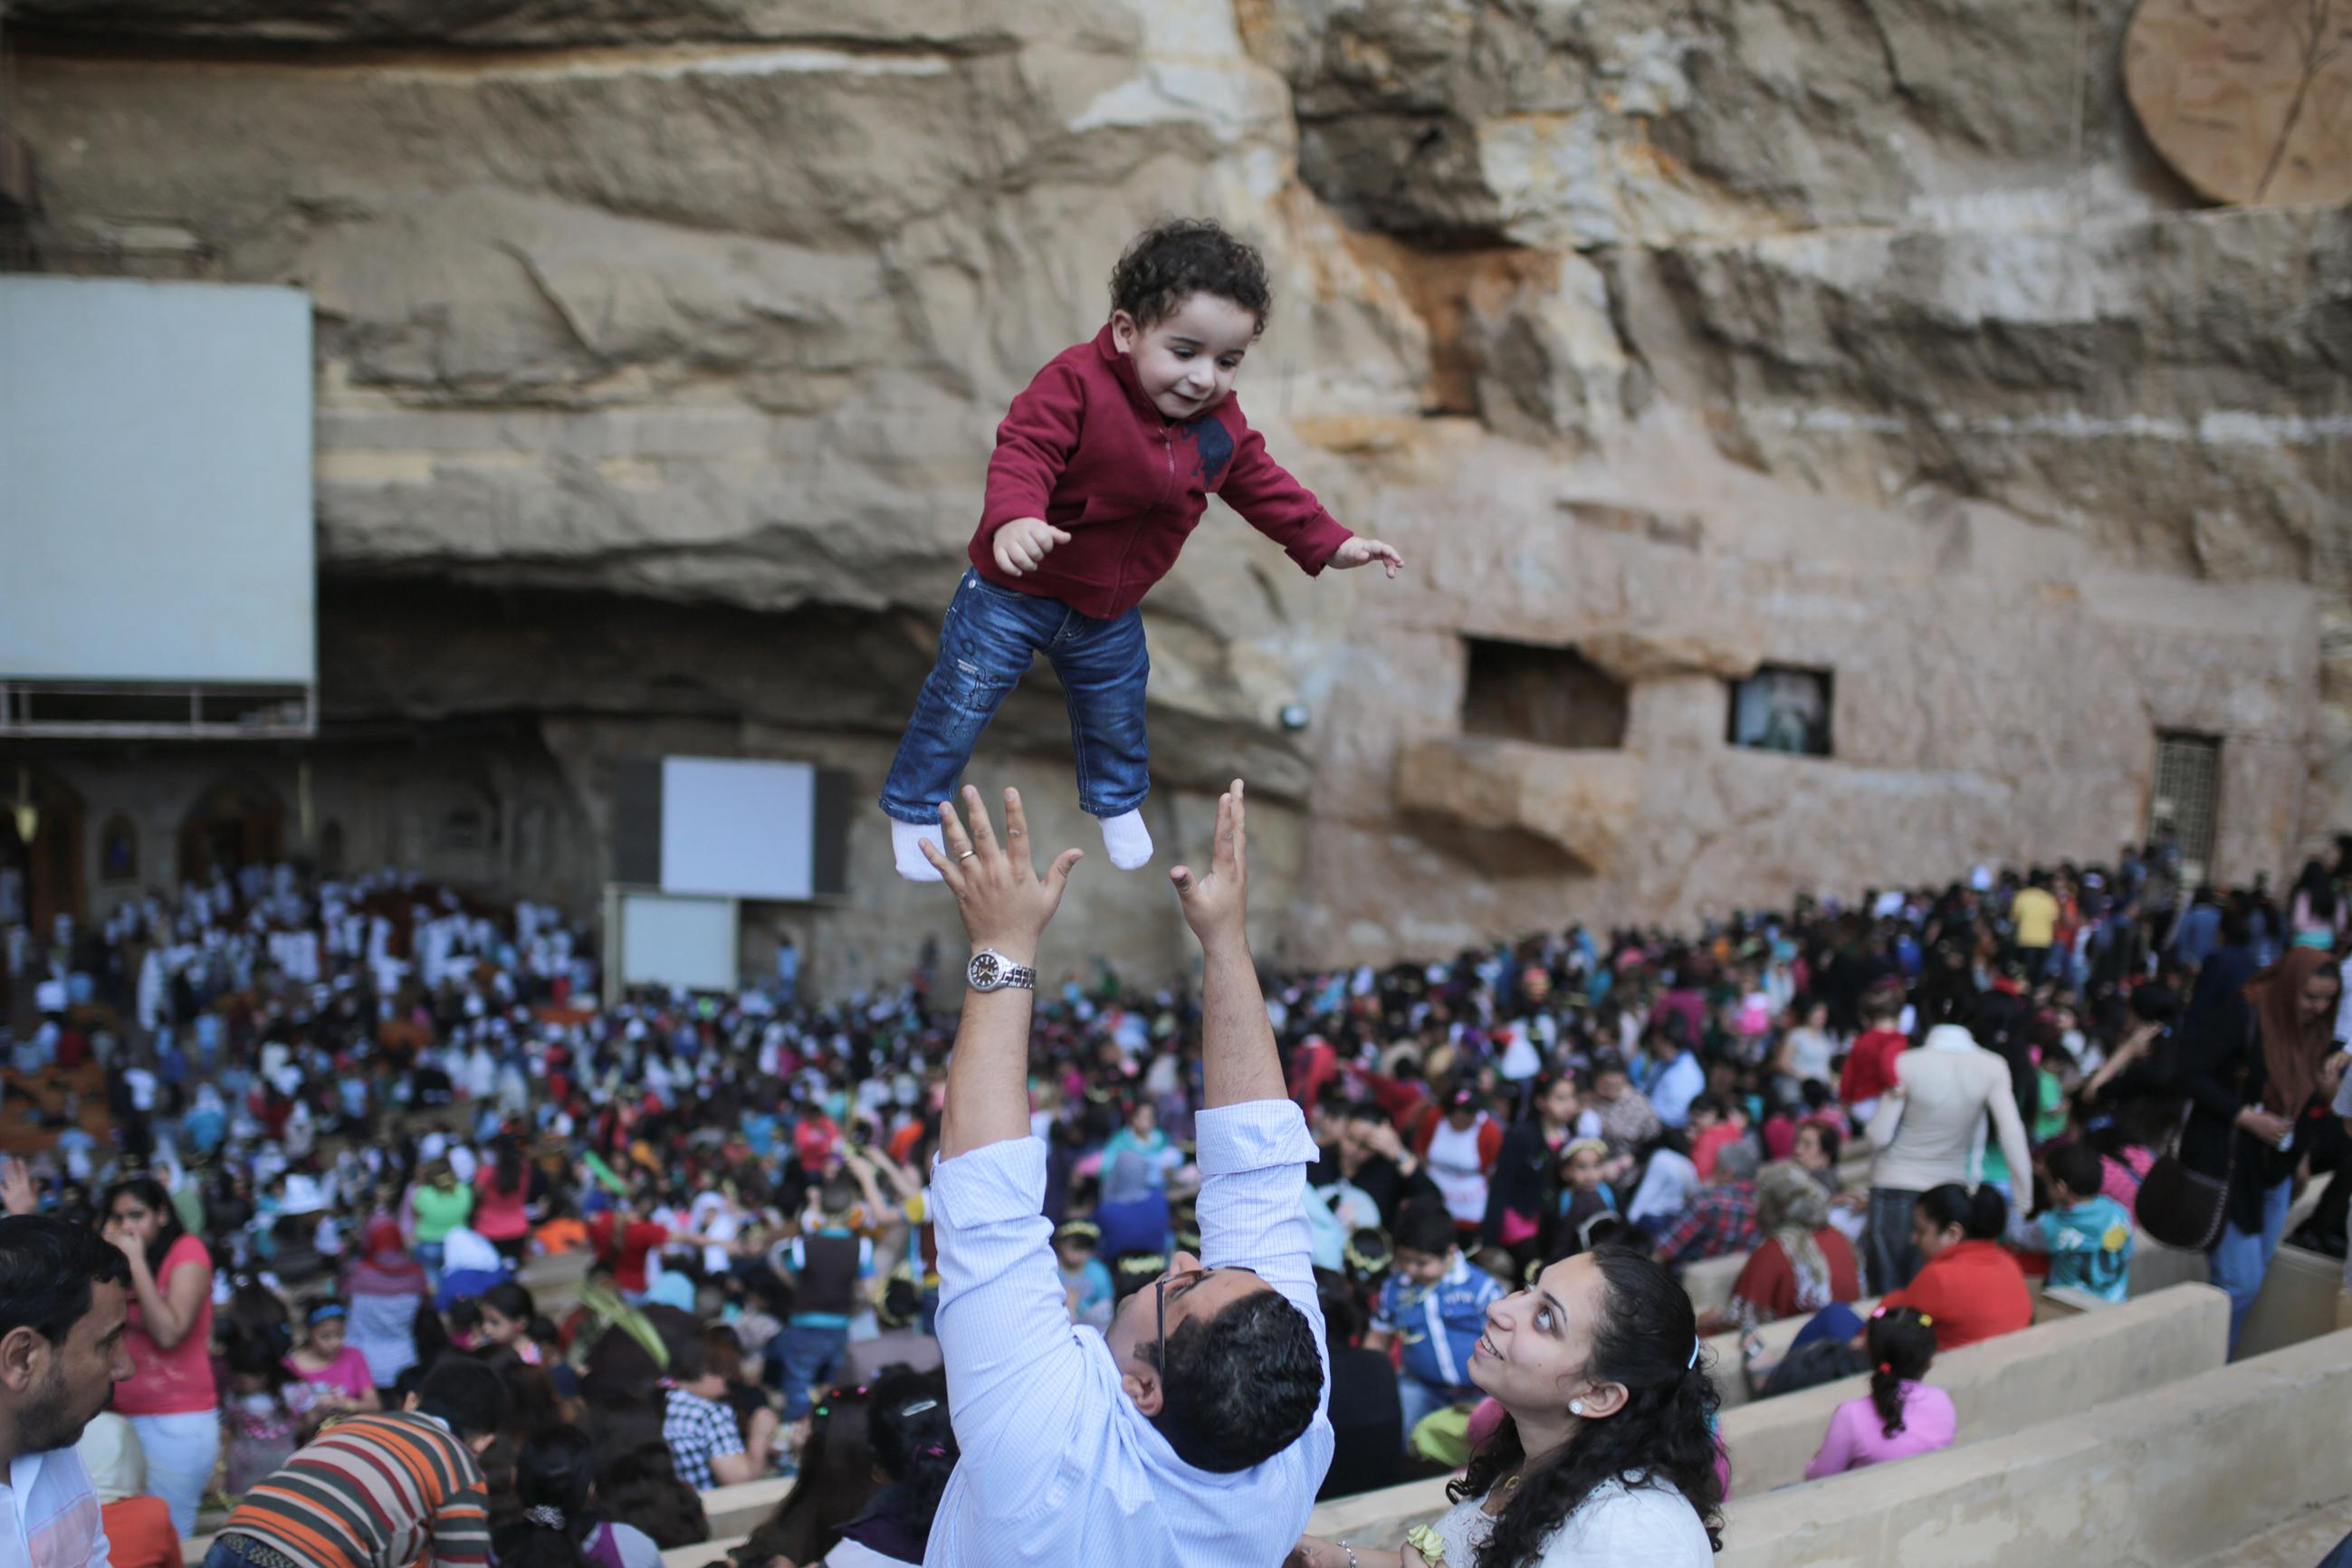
[477,1135,535,1264]
[100,1173,218,1536]
[1289,1248,1719,1567]
[492,1424,664,1568]
[820,1367,959,1566]
[731,1382,885,1568]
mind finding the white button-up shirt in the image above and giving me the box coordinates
[0,1448,107,1568]
[922,1099,1333,1567]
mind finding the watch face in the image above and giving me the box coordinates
[969,951,1002,990]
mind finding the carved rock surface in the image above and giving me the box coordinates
[8,0,2342,973]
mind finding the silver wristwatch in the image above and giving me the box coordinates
[966,949,1037,993]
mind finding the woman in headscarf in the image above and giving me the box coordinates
[343,1216,431,1398]
[1708,1161,1861,1334]
[2175,946,2347,1350]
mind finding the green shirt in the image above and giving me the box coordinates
[411,1182,475,1243]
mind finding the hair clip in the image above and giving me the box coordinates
[1877,1362,1893,1374]
[1917,1314,1932,1327]
[1688,1336,1702,1369]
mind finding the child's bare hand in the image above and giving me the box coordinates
[1329,537,1404,578]
[992,517,1071,577]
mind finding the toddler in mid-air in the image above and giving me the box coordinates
[880,218,1401,879]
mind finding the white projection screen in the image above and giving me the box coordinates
[659,757,817,900]
[0,276,315,683]
[617,893,738,993]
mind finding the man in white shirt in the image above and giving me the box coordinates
[0,1214,136,1568]
[917,781,1331,1567]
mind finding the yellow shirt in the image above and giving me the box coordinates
[2012,886,2060,948]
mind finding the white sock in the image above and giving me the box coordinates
[892,818,946,882]
[1099,808,1153,871]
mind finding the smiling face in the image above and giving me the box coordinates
[1467,1253,1617,1419]
[1110,292,1260,421]
[1564,1145,1607,1193]
[1539,1077,1579,1126]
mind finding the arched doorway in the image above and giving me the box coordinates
[0,766,86,936]
[177,777,286,885]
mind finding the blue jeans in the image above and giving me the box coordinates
[776,1320,850,1421]
[880,570,1151,823]
[2209,1175,2293,1353]
[1865,1187,1923,1296]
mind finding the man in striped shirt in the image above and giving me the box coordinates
[202,1359,506,1568]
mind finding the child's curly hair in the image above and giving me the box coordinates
[1109,218,1272,336]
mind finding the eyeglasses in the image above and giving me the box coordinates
[1153,1265,1259,1375]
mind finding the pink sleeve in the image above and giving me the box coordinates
[1804,1401,1861,1480]
[161,1234,212,1286]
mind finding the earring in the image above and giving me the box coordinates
[1570,1400,1585,1416]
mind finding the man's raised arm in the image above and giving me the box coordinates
[921,787,1093,1494]
[927,786,1084,1158]
[1171,780,1285,1110]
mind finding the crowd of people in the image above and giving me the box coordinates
[2,817,2350,1568]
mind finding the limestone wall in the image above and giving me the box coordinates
[6,0,2340,974]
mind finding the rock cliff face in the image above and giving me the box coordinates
[7,0,2343,977]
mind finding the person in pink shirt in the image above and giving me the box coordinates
[284,1299,382,1416]
[1803,1306,1955,1479]
[473,1138,534,1263]
[101,1175,218,1537]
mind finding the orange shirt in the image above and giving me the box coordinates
[1882,1238,2033,1352]
[534,1217,589,1255]
[101,1496,183,1568]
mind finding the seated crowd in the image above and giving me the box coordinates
[0,833,2347,1566]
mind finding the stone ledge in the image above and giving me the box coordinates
[1394,736,1643,873]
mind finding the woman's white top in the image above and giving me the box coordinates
[1418,1477,1711,1567]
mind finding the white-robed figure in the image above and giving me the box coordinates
[916,780,1330,1568]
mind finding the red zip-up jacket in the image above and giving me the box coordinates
[968,323,1354,620]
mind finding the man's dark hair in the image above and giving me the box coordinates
[1391,1199,1456,1259]
[1146,1288,1320,1474]
[1109,219,1272,336]
[0,1215,129,1345]
[415,1355,510,1440]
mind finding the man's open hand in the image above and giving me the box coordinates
[991,517,1071,577]
[1171,779,1250,951]
[922,785,1084,962]
[1328,537,1404,578]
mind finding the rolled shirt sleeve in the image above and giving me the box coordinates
[1194,1101,1332,1419]
[928,1135,1090,1488]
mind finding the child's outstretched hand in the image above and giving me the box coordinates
[992,516,1071,577]
[1329,537,1404,578]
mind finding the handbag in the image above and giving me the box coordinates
[2137,1101,2234,1251]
